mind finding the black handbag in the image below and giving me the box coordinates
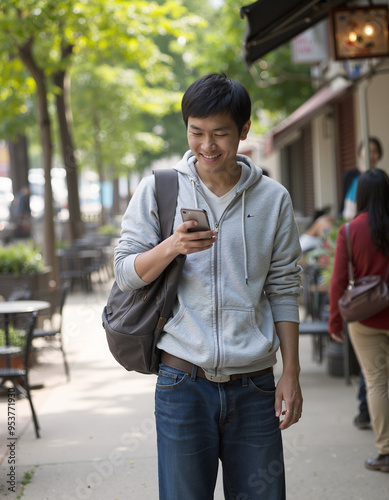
[338,223,389,323]
[102,169,186,374]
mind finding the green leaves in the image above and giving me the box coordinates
[189,0,314,120]
[0,242,46,277]
[1,0,316,179]
[0,0,201,172]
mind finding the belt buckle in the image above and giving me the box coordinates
[204,372,231,383]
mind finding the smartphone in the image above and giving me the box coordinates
[181,208,211,232]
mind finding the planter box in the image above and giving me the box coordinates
[0,270,51,301]
[0,352,35,370]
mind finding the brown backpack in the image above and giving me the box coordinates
[102,169,185,374]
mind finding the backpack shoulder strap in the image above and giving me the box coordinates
[154,169,178,241]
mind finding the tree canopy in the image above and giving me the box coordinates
[1,0,314,177]
[0,0,315,262]
[0,0,205,274]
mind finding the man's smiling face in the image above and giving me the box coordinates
[187,113,250,178]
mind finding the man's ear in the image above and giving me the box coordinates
[240,120,251,140]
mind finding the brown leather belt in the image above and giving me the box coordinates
[161,352,273,383]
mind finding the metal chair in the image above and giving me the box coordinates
[57,249,92,292]
[0,311,40,438]
[0,279,31,301]
[31,284,70,381]
[72,237,113,282]
[299,265,330,363]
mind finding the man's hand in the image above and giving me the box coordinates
[275,372,303,430]
[274,321,303,430]
[134,221,217,283]
[172,221,218,255]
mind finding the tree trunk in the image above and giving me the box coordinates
[34,77,58,283]
[18,39,59,284]
[112,177,120,216]
[53,69,84,243]
[93,111,106,226]
[8,134,29,193]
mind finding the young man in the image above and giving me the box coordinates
[115,73,303,499]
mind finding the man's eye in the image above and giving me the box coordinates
[215,134,227,137]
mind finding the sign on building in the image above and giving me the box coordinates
[292,20,329,64]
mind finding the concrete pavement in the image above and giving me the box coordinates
[1,279,388,500]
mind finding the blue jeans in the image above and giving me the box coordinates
[155,363,285,500]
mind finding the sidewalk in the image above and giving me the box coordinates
[1,280,388,500]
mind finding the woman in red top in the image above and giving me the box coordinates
[329,168,389,472]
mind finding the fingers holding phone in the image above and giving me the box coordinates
[177,208,217,254]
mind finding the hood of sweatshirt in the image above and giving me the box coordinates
[174,150,262,199]
[174,150,263,284]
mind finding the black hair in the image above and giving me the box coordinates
[356,168,389,256]
[357,136,383,159]
[312,206,331,224]
[181,73,251,134]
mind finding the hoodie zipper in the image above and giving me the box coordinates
[196,188,242,375]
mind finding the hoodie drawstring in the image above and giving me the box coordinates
[241,190,249,284]
[192,175,249,284]
[191,179,198,208]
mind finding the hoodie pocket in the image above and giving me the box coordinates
[219,307,272,366]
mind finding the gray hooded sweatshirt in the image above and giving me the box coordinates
[114,151,302,377]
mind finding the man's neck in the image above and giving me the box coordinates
[194,163,242,197]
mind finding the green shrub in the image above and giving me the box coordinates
[0,326,26,347]
[97,224,119,237]
[0,242,46,277]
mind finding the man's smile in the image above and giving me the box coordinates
[201,153,222,160]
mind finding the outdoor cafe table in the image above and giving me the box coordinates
[0,300,50,316]
[0,300,51,366]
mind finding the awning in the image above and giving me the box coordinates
[240,0,348,65]
[263,81,352,155]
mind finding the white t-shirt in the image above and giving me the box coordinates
[198,163,251,222]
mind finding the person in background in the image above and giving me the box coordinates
[299,207,334,254]
[329,169,389,472]
[9,185,31,238]
[340,137,383,220]
[340,137,383,430]
[115,73,303,499]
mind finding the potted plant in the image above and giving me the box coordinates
[0,242,51,300]
[305,219,360,377]
[304,219,345,286]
